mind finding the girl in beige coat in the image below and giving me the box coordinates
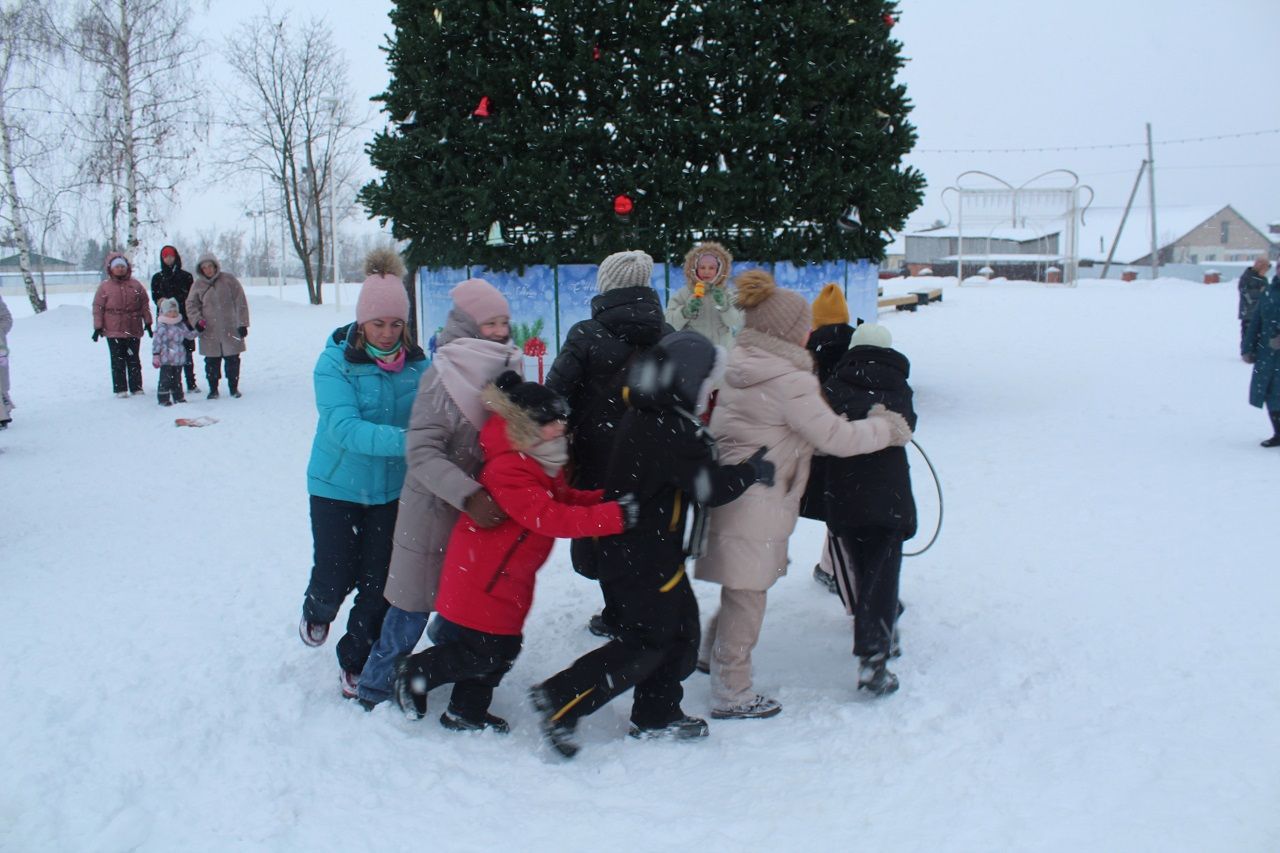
[663,241,742,349]
[694,271,912,719]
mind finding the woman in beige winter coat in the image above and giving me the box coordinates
[186,252,249,399]
[694,271,912,720]
[664,241,742,349]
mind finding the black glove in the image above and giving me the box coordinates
[145,324,153,338]
[745,446,775,488]
[92,328,103,342]
[616,493,640,530]
[1242,353,1257,364]
[237,326,248,338]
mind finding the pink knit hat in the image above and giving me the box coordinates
[356,247,410,324]
[451,278,510,323]
[734,269,811,346]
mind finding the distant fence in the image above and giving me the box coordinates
[418,259,880,358]
[0,270,102,294]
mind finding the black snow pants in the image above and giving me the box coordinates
[106,337,143,394]
[828,526,904,659]
[303,495,397,675]
[401,620,522,721]
[538,563,700,730]
[204,355,241,393]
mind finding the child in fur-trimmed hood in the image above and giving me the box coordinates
[664,241,742,348]
[392,371,631,733]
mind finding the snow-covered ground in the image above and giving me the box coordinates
[2,276,1277,851]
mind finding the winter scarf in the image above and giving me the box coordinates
[434,337,522,428]
[365,340,406,372]
[524,435,569,476]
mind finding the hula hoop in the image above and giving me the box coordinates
[903,438,943,557]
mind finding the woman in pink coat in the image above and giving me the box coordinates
[92,253,153,397]
[694,271,912,720]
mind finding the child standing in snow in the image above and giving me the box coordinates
[664,241,741,349]
[393,371,633,732]
[803,322,918,695]
[151,298,199,405]
[355,278,523,708]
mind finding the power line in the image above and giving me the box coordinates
[915,127,1280,154]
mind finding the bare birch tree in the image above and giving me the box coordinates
[0,0,61,312]
[222,12,362,304]
[62,0,205,259]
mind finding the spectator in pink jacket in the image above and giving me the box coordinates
[92,253,153,398]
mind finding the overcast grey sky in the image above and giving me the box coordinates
[181,0,1279,240]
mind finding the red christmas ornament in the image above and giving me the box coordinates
[523,336,547,382]
[472,96,491,119]
[592,45,601,61]
[882,12,896,27]
[613,194,634,221]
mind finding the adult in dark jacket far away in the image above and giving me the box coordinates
[1241,272,1280,447]
[545,249,673,639]
[1238,255,1271,354]
[151,245,199,392]
[802,321,918,696]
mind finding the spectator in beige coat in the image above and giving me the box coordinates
[693,270,912,720]
[186,252,249,399]
[0,292,12,427]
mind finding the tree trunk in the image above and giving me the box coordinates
[118,0,140,260]
[0,88,45,313]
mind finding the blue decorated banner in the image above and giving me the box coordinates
[418,259,878,363]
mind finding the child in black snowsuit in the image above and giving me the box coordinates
[802,322,917,696]
[529,330,774,758]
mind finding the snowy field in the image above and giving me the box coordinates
[2,276,1277,852]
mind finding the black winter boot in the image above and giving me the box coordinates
[857,654,899,696]
[393,659,428,720]
[1263,411,1280,448]
[205,357,221,399]
[440,709,510,734]
[529,685,579,759]
[628,715,710,740]
[226,355,242,398]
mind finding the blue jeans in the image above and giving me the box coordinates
[356,606,429,705]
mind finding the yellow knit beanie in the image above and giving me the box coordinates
[811,283,849,328]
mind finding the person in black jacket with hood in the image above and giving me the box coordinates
[802,322,917,697]
[150,245,199,392]
[546,249,674,640]
[530,330,774,759]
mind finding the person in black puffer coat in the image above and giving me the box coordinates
[801,321,917,697]
[545,249,673,639]
[529,330,773,759]
[150,245,199,392]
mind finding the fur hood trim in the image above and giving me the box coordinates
[481,382,542,451]
[681,241,733,291]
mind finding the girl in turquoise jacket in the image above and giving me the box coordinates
[298,249,428,698]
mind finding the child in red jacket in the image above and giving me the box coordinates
[393,371,636,732]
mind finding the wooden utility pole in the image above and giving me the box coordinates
[1146,123,1158,280]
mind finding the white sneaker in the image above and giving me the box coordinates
[115,392,130,399]
[711,695,782,719]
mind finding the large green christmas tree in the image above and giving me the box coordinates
[362,1,924,269]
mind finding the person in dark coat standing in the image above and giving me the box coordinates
[802,322,917,696]
[1241,272,1280,447]
[92,253,153,397]
[529,330,774,759]
[545,249,672,640]
[150,245,199,393]
[1238,255,1271,355]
